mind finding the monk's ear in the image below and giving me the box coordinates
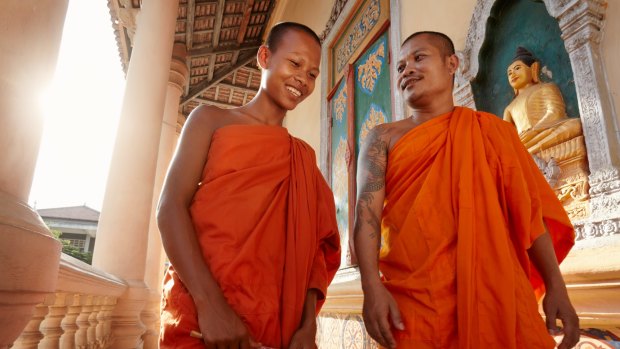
[257,45,271,70]
[531,61,541,83]
[447,54,459,76]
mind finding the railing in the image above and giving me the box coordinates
[10,254,125,349]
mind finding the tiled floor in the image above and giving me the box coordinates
[317,313,620,349]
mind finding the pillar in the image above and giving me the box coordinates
[0,1,67,347]
[141,43,189,349]
[91,0,179,347]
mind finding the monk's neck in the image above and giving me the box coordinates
[242,90,288,125]
[410,103,455,124]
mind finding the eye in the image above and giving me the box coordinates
[289,59,300,67]
[415,54,425,62]
[397,64,405,73]
[309,72,318,79]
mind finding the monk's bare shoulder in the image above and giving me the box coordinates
[369,118,414,152]
[364,123,392,155]
[183,104,239,135]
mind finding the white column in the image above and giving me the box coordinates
[141,43,189,349]
[91,0,179,347]
[0,1,67,347]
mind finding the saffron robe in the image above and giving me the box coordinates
[381,107,574,349]
[160,124,341,349]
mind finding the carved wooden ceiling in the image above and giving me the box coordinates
[108,0,276,119]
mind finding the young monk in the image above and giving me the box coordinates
[157,22,341,349]
[353,31,579,349]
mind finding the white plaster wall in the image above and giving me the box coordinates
[601,0,620,140]
[399,0,477,51]
[277,1,334,155]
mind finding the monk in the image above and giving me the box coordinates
[157,22,341,349]
[353,31,579,349]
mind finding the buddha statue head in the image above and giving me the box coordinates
[506,47,541,96]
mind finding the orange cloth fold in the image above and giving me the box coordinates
[160,124,340,349]
[380,107,574,349]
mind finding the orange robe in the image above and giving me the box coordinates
[160,124,341,349]
[381,107,574,349]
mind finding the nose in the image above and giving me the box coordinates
[401,64,415,77]
[294,73,307,87]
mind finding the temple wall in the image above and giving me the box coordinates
[278,1,334,156]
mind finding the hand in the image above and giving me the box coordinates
[196,294,260,349]
[542,286,579,349]
[288,322,317,349]
[361,282,404,349]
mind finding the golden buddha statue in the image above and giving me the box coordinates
[503,47,583,154]
[503,47,590,220]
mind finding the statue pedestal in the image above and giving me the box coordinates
[534,133,590,221]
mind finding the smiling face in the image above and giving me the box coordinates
[258,28,321,111]
[396,34,457,109]
[507,60,534,91]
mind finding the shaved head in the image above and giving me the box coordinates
[264,22,321,53]
[402,31,455,58]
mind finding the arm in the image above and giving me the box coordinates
[528,232,579,349]
[288,289,319,349]
[503,108,514,124]
[157,106,255,349]
[353,126,403,349]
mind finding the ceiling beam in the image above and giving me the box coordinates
[207,54,216,81]
[213,0,226,48]
[186,0,195,49]
[182,51,257,106]
[194,97,241,109]
[189,43,260,58]
[237,0,255,44]
[216,82,257,95]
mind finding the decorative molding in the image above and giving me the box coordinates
[589,167,620,195]
[453,76,476,109]
[575,218,620,240]
[320,0,351,41]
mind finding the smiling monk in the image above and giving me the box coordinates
[157,22,341,349]
[353,32,579,349]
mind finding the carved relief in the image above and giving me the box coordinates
[320,0,351,41]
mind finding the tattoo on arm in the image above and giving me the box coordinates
[355,127,388,242]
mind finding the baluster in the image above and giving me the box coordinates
[87,297,101,348]
[39,293,69,349]
[95,297,106,349]
[59,294,80,349]
[75,295,92,349]
[101,297,117,348]
[11,302,49,349]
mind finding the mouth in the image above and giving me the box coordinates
[286,85,302,98]
[401,76,421,90]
